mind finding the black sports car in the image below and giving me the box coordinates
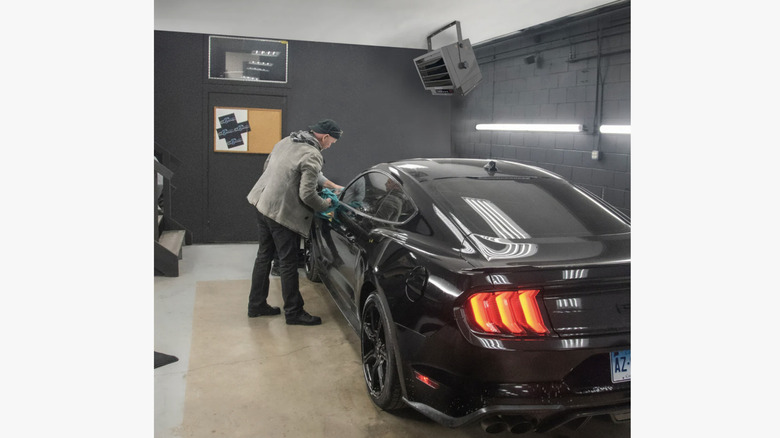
[305,158,630,434]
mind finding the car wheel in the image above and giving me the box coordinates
[303,236,321,282]
[361,292,404,410]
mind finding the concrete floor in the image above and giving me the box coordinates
[154,243,630,438]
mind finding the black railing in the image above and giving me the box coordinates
[154,142,190,243]
[154,143,192,276]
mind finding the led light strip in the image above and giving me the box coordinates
[475,123,583,133]
[599,124,631,134]
[475,123,632,135]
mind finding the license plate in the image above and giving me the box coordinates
[610,350,630,383]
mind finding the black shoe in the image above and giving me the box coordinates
[248,303,281,317]
[270,264,280,277]
[286,311,322,326]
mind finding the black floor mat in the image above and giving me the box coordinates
[154,351,179,369]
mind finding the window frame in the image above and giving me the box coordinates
[338,170,418,226]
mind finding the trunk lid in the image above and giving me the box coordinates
[459,233,630,337]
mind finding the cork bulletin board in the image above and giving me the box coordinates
[214,107,282,154]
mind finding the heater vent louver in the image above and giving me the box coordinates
[413,21,482,96]
[415,55,453,89]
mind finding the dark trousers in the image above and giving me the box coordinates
[248,210,305,318]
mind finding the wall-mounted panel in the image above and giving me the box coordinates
[208,36,288,83]
[213,107,282,154]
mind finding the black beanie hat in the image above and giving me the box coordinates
[308,119,343,139]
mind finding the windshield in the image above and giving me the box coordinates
[427,177,629,239]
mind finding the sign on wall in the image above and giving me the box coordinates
[214,107,282,154]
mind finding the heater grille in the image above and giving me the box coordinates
[413,39,481,96]
[415,55,453,89]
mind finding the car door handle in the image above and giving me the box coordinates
[345,232,356,243]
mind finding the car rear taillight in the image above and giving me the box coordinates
[465,290,549,336]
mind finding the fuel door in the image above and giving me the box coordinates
[405,265,428,302]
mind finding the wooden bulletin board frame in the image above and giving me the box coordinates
[213,107,282,154]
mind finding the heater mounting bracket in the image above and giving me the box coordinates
[426,20,464,51]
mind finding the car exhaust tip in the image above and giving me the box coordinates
[480,417,507,434]
[508,417,535,434]
[479,415,534,434]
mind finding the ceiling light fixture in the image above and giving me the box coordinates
[599,125,631,135]
[475,123,583,133]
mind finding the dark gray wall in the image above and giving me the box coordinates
[155,2,630,243]
[452,2,631,216]
[155,31,451,243]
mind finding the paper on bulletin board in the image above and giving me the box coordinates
[214,107,282,154]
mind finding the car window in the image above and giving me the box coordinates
[427,177,629,238]
[341,176,366,209]
[340,172,416,223]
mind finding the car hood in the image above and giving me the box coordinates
[458,232,630,269]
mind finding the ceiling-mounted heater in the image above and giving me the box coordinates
[413,21,482,96]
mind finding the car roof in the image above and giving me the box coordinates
[379,158,564,183]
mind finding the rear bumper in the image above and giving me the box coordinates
[395,324,631,432]
[403,384,630,432]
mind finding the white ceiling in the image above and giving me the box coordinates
[155,0,622,49]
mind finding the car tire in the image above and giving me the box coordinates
[361,292,404,410]
[303,236,321,283]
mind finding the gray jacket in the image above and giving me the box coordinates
[247,131,330,237]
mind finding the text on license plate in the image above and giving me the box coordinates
[610,350,630,383]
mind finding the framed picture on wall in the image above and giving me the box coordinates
[208,36,288,83]
[214,107,282,154]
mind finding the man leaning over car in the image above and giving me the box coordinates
[246,119,342,326]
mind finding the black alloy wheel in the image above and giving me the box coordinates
[303,235,320,282]
[361,292,404,410]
